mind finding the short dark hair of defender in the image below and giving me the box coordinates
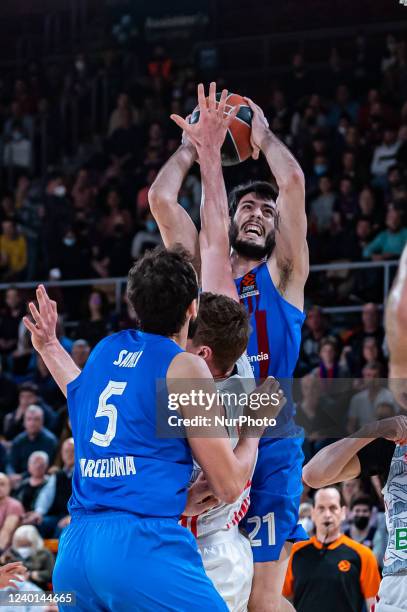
[127,245,198,337]
[228,180,278,216]
[188,292,250,374]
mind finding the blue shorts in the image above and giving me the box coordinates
[53,510,228,612]
[242,436,308,562]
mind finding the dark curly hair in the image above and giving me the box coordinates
[127,245,198,337]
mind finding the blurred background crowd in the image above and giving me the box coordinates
[0,0,406,601]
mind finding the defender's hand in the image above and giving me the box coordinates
[0,562,28,588]
[183,471,219,516]
[171,82,238,153]
[23,285,58,354]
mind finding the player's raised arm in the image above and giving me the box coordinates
[246,99,309,310]
[148,137,201,275]
[170,83,239,300]
[23,285,80,396]
[386,243,407,408]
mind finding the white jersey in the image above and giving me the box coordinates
[382,443,407,576]
[180,353,256,539]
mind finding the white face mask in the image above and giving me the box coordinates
[15,546,32,559]
[53,185,66,198]
[299,517,314,534]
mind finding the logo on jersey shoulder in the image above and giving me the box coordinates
[113,350,143,368]
[395,528,407,550]
[239,272,259,300]
[338,560,351,572]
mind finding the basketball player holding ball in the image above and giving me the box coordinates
[150,82,309,612]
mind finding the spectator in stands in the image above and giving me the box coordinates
[347,216,374,261]
[343,335,384,377]
[357,187,383,231]
[43,173,73,271]
[107,108,140,170]
[3,122,32,172]
[32,356,64,409]
[370,128,401,187]
[0,288,25,358]
[76,291,110,347]
[344,495,377,548]
[309,175,337,232]
[347,302,384,361]
[26,438,74,539]
[55,227,90,280]
[9,406,57,476]
[283,487,380,612]
[0,220,27,281]
[98,188,133,240]
[136,169,159,218]
[0,473,23,552]
[4,382,58,441]
[71,340,90,369]
[131,213,162,258]
[363,204,407,260]
[14,452,49,514]
[0,525,54,590]
[335,177,358,224]
[347,361,397,432]
[312,337,347,379]
[298,306,332,374]
[108,93,140,137]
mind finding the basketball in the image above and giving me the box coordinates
[189,92,253,166]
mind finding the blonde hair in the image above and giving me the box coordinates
[12,525,44,552]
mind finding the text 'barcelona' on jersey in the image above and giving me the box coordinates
[234,262,305,379]
[66,330,193,519]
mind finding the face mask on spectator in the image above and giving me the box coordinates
[12,131,23,141]
[15,547,32,559]
[337,126,347,136]
[299,517,314,534]
[146,220,157,233]
[63,237,76,247]
[54,185,66,198]
[353,515,369,530]
[75,60,85,72]
[314,164,327,176]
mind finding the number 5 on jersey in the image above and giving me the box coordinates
[90,381,127,448]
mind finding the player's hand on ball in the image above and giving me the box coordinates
[171,82,238,153]
[183,471,219,516]
[0,562,28,588]
[244,98,270,160]
[23,284,59,353]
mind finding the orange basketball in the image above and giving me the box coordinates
[189,92,253,166]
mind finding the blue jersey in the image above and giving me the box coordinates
[67,330,193,519]
[234,262,305,379]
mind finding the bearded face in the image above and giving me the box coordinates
[230,193,277,260]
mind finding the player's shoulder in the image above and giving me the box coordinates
[340,535,376,560]
[291,537,314,555]
[167,351,210,379]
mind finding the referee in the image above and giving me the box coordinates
[283,487,380,612]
